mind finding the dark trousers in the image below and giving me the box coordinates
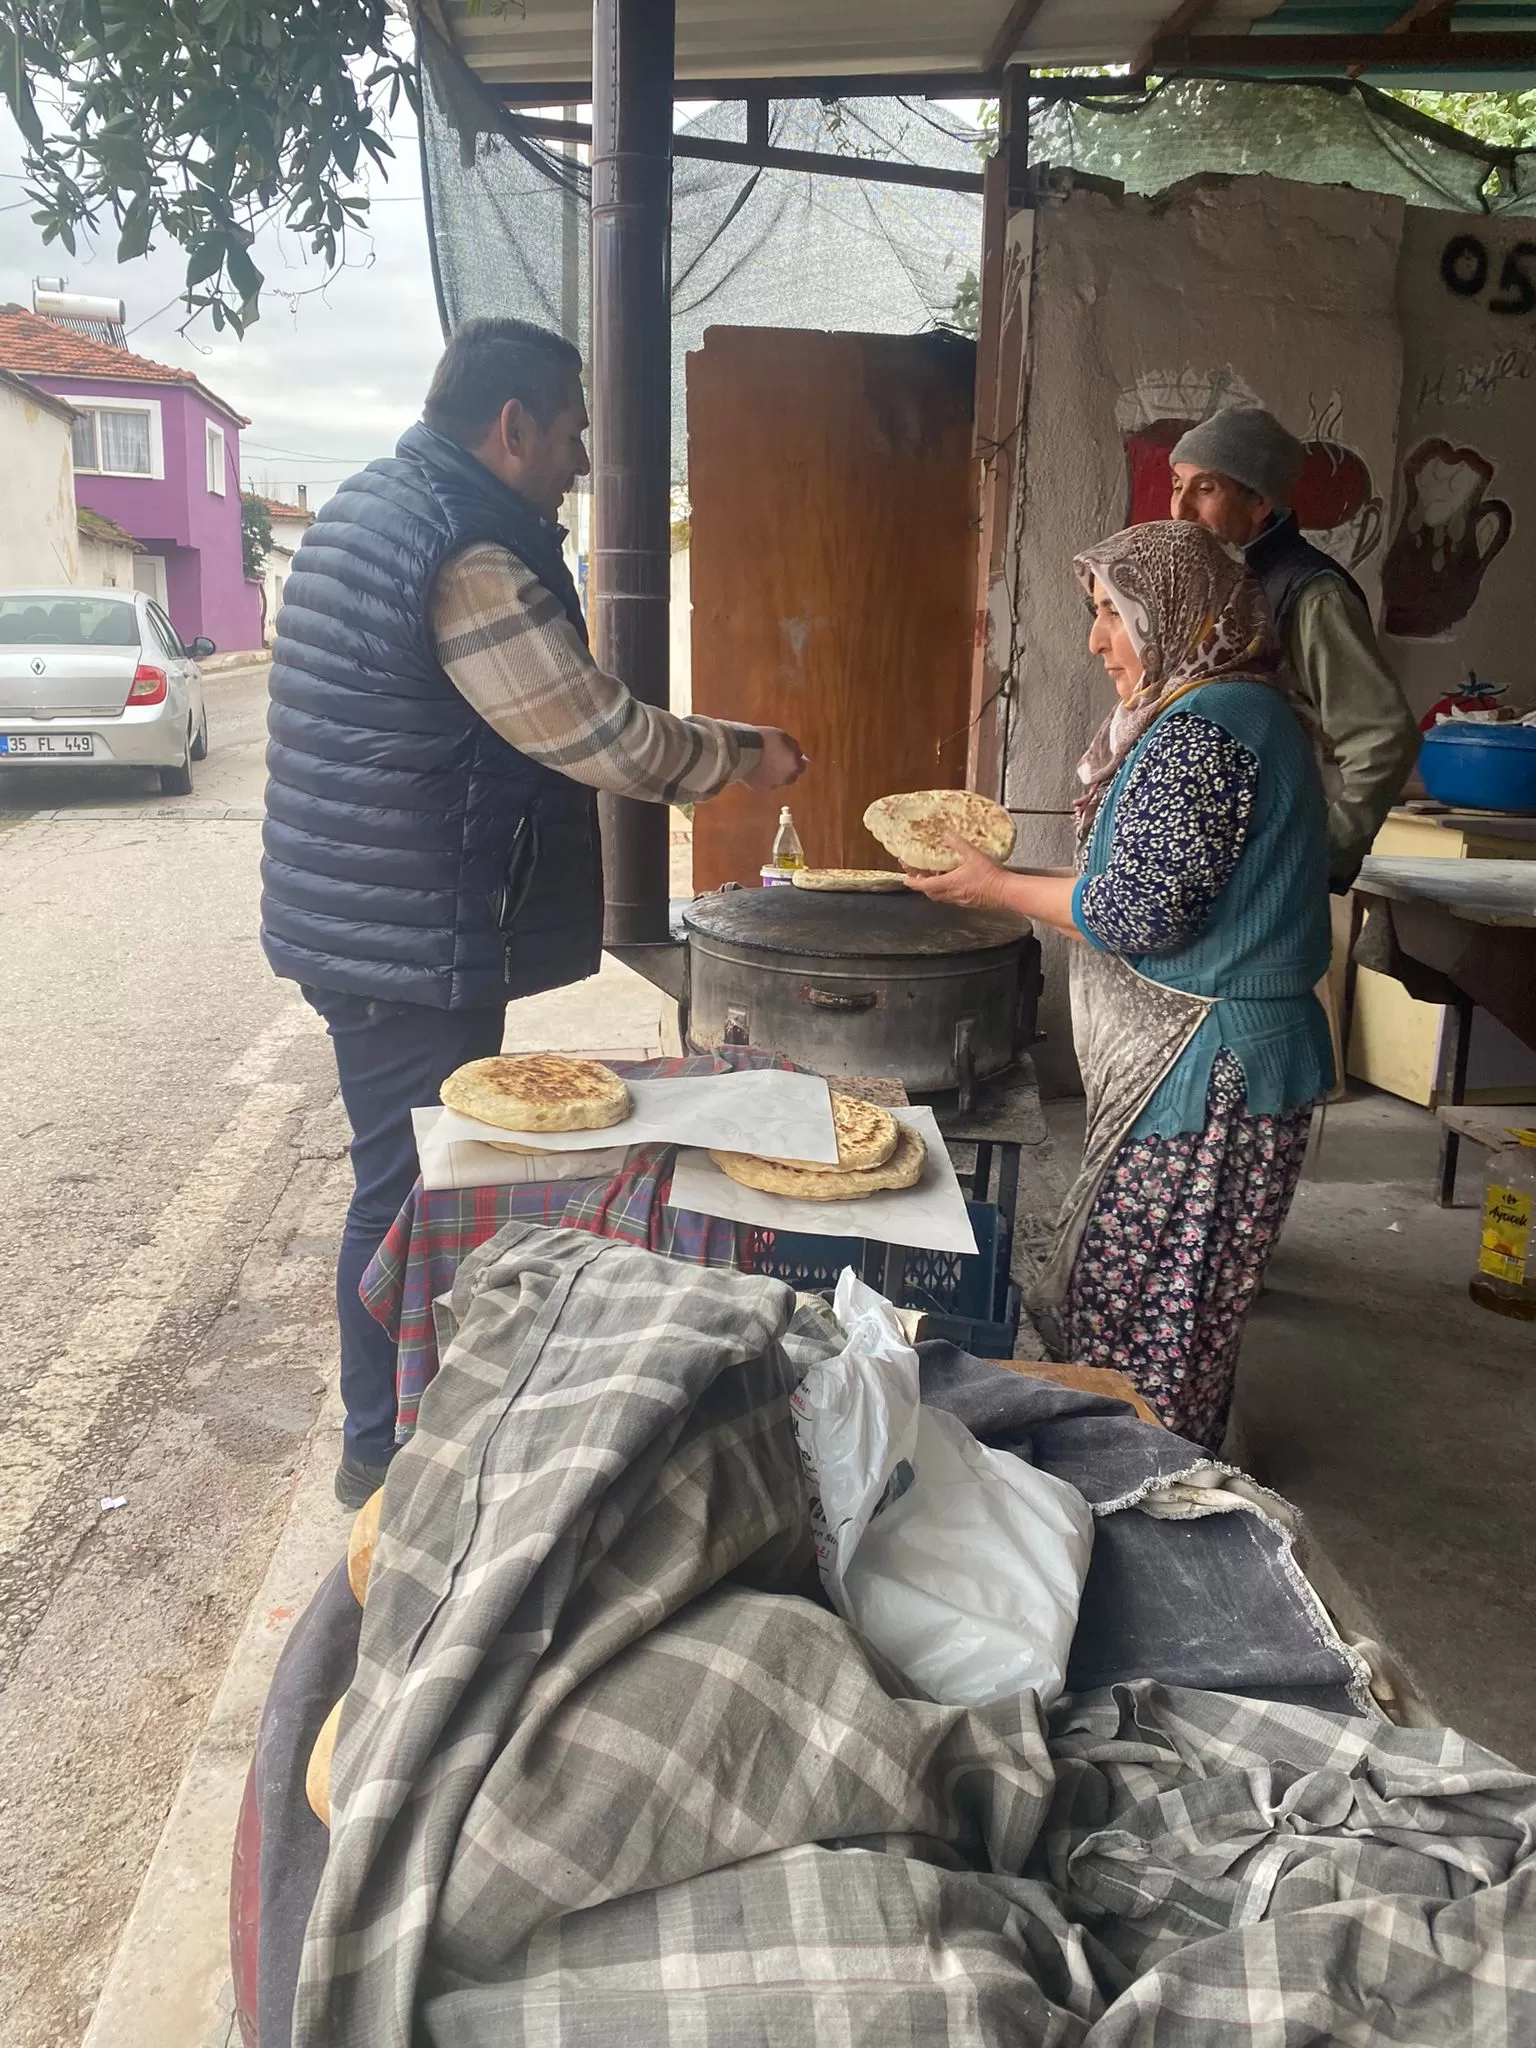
[302,985,505,1463]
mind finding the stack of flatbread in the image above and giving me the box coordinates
[863,789,1016,873]
[307,1487,386,1827]
[440,1053,630,1153]
[791,868,906,894]
[711,1091,925,1203]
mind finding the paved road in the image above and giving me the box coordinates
[0,664,349,2048]
[0,663,683,2046]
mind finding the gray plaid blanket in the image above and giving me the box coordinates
[293,1225,1536,2047]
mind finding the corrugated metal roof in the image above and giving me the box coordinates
[441,0,1281,85]
[441,0,1536,87]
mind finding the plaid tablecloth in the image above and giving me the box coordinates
[361,1049,787,1438]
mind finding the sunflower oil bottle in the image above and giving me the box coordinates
[1470,1130,1536,1321]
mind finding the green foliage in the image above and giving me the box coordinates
[1390,89,1536,152]
[0,1,416,334]
[240,490,272,579]
[948,266,980,337]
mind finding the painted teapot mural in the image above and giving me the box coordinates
[1121,401,1384,572]
[1381,438,1513,639]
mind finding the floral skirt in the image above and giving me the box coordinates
[1062,1052,1314,1453]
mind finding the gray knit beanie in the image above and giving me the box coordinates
[1169,407,1305,511]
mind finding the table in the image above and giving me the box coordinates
[1351,857,1536,1204]
[360,1053,985,1439]
[361,1051,769,1438]
[1346,819,1536,1108]
[1354,855,1536,927]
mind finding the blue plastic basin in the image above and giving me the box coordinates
[1418,720,1536,813]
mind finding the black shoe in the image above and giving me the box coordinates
[334,1451,393,1511]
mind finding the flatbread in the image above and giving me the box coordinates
[710,1120,926,1201]
[791,867,906,893]
[863,789,1016,873]
[306,1696,343,1827]
[347,1489,383,1605]
[770,1090,899,1173]
[441,1054,629,1133]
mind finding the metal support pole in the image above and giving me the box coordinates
[1437,991,1476,1208]
[591,0,675,946]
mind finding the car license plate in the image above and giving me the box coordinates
[0,733,96,757]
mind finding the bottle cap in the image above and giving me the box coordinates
[779,805,792,823]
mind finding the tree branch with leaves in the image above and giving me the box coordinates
[0,0,417,333]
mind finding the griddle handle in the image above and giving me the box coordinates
[800,986,878,1012]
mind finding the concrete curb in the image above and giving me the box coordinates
[80,1397,351,2048]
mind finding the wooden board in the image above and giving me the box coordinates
[685,327,978,891]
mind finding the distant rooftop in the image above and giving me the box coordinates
[254,496,314,524]
[76,506,141,551]
[0,304,249,425]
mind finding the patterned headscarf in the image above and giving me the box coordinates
[1070,520,1284,845]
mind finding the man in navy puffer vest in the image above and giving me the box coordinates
[262,319,805,1506]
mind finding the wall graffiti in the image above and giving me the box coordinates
[1440,234,1536,317]
[1381,438,1512,640]
[1416,343,1536,411]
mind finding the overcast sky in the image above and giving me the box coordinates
[0,108,445,510]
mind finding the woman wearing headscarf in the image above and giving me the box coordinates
[907,520,1334,1449]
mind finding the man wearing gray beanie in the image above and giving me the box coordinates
[1171,406,1418,891]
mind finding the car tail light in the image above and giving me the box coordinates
[128,663,167,705]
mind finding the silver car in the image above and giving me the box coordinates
[0,588,212,796]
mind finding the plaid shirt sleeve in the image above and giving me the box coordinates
[432,541,763,803]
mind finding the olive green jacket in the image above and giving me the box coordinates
[1287,578,1420,890]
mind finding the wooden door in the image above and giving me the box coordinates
[686,327,977,890]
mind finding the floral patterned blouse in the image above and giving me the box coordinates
[1075,713,1260,955]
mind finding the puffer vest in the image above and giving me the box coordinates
[1245,512,1370,643]
[260,423,602,1010]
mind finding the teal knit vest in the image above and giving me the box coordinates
[1079,680,1335,1137]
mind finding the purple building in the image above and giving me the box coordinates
[0,303,264,654]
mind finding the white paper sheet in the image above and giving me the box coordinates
[668,1105,978,1256]
[413,1107,635,1193]
[432,1068,839,1159]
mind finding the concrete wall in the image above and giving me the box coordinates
[1005,174,1406,1089]
[0,381,79,584]
[77,531,136,589]
[1386,209,1536,717]
[261,545,294,645]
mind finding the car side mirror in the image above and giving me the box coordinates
[189,636,216,659]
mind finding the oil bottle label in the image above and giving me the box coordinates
[1479,1183,1533,1285]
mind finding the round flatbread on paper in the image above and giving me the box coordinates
[710,1121,926,1201]
[791,867,906,893]
[770,1090,899,1173]
[306,1696,344,1827]
[863,789,1016,873]
[441,1054,629,1133]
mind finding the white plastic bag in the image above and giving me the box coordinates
[790,1269,1093,1708]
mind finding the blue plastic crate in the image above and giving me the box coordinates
[741,1200,1018,1356]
